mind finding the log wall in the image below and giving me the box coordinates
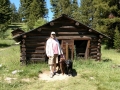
[19,28,101,64]
[19,17,103,64]
[89,37,101,61]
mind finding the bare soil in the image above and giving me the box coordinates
[38,71,70,82]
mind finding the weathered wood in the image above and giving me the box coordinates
[22,35,26,38]
[89,29,92,32]
[21,51,45,54]
[50,22,54,26]
[85,40,90,59]
[98,43,101,46]
[22,53,46,57]
[25,49,45,52]
[57,36,94,39]
[97,57,100,60]
[90,51,98,54]
[24,43,45,46]
[99,35,103,38]
[37,28,41,32]
[75,22,79,26]
[91,55,101,58]
[66,43,68,60]
[90,48,98,51]
[29,58,45,60]
[21,46,45,49]
[98,39,101,42]
[12,14,107,63]
[41,27,88,32]
[97,53,101,56]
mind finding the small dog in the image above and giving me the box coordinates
[65,60,73,76]
[59,58,66,75]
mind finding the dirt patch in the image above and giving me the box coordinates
[21,78,31,82]
[38,71,70,82]
[4,77,17,83]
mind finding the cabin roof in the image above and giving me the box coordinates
[13,14,110,41]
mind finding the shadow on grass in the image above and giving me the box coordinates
[0,44,11,48]
[102,58,112,62]
[72,69,77,77]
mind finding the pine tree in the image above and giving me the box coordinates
[50,0,59,19]
[20,0,48,22]
[93,0,120,48]
[71,0,80,20]
[0,0,11,24]
[20,0,48,29]
[34,18,47,28]
[114,27,120,50]
[79,0,94,26]
[27,14,35,30]
[50,0,72,18]
[0,0,11,39]
[10,3,20,23]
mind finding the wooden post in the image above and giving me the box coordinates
[66,43,68,60]
[85,40,90,59]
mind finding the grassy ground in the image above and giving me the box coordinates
[0,41,120,90]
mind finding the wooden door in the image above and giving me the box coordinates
[61,40,74,60]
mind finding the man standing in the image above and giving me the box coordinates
[46,31,63,78]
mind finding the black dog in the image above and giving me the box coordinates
[65,60,73,76]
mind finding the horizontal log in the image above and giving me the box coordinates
[97,57,100,60]
[21,48,45,52]
[21,47,45,51]
[22,55,45,58]
[22,44,45,47]
[90,43,98,46]
[90,48,98,51]
[26,33,95,37]
[57,36,93,39]
[78,53,85,55]
[89,46,101,48]
[22,35,26,38]
[91,55,101,58]
[90,48,100,52]
[23,38,47,42]
[25,50,45,52]
[97,53,101,56]
[21,51,45,54]
[90,51,98,54]
[24,43,45,46]
[41,27,88,32]
[24,42,45,44]
[21,53,45,56]
[29,58,45,60]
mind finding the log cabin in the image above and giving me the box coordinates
[11,14,109,65]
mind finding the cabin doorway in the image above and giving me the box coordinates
[61,39,90,60]
[61,39,74,60]
[74,40,90,59]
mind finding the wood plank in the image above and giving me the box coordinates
[90,51,98,54]
[66,43,68,60]
[22,53,45,56]
[24,42,45,44]
[21,52,45,54]
[21,46,45,49]
[25,43,45,46]
[57,36,94,39]
[23,39,47,42]
[25,50,45,52]
[41,27,88,32]
[85,40,90,59]
[24,55,45,58]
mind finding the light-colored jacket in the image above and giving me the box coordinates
[46,38,63,57]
